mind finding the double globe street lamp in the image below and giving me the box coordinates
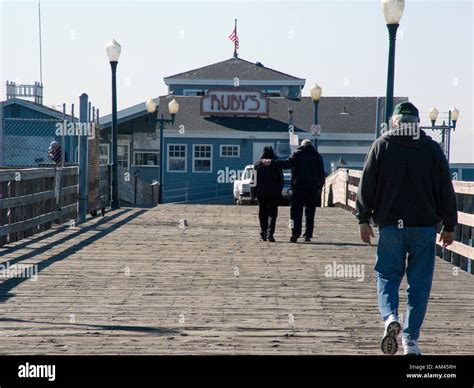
[145,97,179,204]
[423,107,460,163]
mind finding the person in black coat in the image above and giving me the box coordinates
[262,139,326,243]
[254,146,284,242]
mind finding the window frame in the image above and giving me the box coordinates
[167,143,187,173]
[132,150,160,167]
[192,144,213,173]
[220,144,240,158]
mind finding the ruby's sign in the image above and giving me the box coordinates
[200,89,269,116]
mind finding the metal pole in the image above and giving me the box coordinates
[110,60,119,209]
[38,0,43,85]
[313,100,319,150]
[446,110,452,163]
[375,97,382,139]
[159,116,164,204]
[78,93,89,223]
[61,103,66,167]
[384,23,399,125]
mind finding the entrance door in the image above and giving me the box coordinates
[252,142,274,163]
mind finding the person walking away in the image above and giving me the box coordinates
[356,102,457,355]
[262,139,325,243]
[254,146,284,242]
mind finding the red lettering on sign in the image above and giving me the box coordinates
[238,95,248,110]
[230,95,240,110]
[210,95,220,111]
[248,96,261,112]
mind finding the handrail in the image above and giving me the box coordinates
[322,168,474,274]
[0,166,79,246]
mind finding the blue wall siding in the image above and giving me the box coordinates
[161,137,252,203]
[450,167,474,182]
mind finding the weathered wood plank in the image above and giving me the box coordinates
[0,206,471,355]
[0,189,56,209]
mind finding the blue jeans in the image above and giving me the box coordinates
[375,225,436,341]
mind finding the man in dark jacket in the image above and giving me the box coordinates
[254,146,284,242]
[356,102,457,356]
[263,139,326,242]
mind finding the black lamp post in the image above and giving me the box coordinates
[310,84,322,149]
[106,39,121,210]
[382,0,405,125]
[145,98,179,204]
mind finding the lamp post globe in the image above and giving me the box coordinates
[429,107,439,126]
[146,98,157,114]
[310,84,322,102]
[451,107,460,122]
[106,39,121,62]
[168,98,179,115]
[382,0,405,24]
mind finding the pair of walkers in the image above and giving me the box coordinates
[253,139,326,243]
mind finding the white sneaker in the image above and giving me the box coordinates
[381,314,401,355]
[403,336,422,355]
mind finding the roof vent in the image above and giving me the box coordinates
[255,62,264,67]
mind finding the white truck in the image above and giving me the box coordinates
[233,164,291,205]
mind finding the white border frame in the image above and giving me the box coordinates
[192,144,213,173]
[220,144,240,158]
[167,143,187,173]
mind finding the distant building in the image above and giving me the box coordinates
[100,56,407,203]
[0,97,75,167]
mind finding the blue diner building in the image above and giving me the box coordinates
[100,56,404,204]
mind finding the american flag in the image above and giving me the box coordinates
[228,27,239,50]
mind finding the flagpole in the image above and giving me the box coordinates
[234,18,238,58]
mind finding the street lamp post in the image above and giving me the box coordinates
[310,84,322,149]
[106,39,121,210]
[422,107,460,163]
[382,0,405,125]
[145,98,179,204]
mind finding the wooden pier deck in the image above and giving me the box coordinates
[0,205,473,355]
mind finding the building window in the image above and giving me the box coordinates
[134,151,159,167]
[117,142,130,169]
[183,89,207,96]
[220,145,240,158]
[193,144,212,173]
[99,144,110,165]
[168,144,187,172]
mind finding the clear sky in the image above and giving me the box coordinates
[1,0,472,162]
